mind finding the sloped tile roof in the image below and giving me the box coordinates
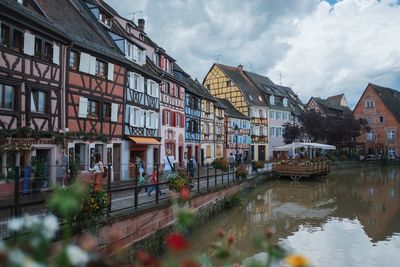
[370,83,400,123]
[326,94,345,106]
[217,99,249,120]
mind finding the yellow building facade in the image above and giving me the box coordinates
[203,64,269,161]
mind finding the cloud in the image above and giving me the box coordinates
[267,0,400,106]
[105,0,400,107]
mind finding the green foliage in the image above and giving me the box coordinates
[254,161,265,169]
[168,171,190,191]
[212,158,229,171]
[31,158,46,180]
[224,193,242,209]
[236,165,248,179]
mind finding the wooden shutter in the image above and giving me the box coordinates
[129,106,135,126]
[180,114,184,128]
[145,110,150,128]
[107,63,114,80]
[89,55,96,75]
[53,43,60,65]
[155,113,159,129]
[124,40,129,56]
[140,50,146,65]
[160,55,165,69]
[147,79,151,96]
[140,76,145,92]
[162,110,166,125]
[111,103,118,122]
[140,109,145,127]
[23,32,35,56]
[78,97,88,118]
[79,52,91,73]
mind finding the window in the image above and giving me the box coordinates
[269,110,275,119]
[249,95,253,101]
[147,111,158,129]
[206,101,210,112]
[388,148,396,158]
[367,117,373,124]
[387,131,396,140]
[0,23,23,53]
[259,109,263,118]
[130,107,141,126]
[205,123,210,134]
[176,113,181,127]
[276,111,281,120]
[33,37,53,62]
[367,132,375,141]
[30,90,47,113]
[283,98,288,107]
[147,80,159,98]
[69,51,79,70]
[258,96,263,102]
[34,38,42,58]
[379,116,384,123]
[365,100,375,108]
[270,127,275,137]
[98,12,111,27]
[0,83,14,110]
[95,60,107,78]
[165,110,170,125]
[103,102,111,121]
[227,80,231,87]
[270,95,275,105]
[43,42,53,62]
[282,112,289,121]
[260,126,264,136]
[276,127,282,137]
[87,99,99,118]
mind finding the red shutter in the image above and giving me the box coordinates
[171,112,176,127]
[162,110,166,125]
[175,86,179,98]
[160,55,165,69]
[169,82,173,95]
[181,113,184,128]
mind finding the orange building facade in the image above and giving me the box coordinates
[353,83,400,158]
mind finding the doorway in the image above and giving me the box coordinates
[195,145,199,163]
[113,144,121,181]
[258,145,266,161]
[187,145,192,159]
[178,146,183,167]
[201,148,204,165]
[36,149,50,188]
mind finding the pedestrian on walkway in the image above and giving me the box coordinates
[136,156,145,192]
[187,155,197,178]
[229,153,235,170]
[162,149,175,190]
[147,166,164,196]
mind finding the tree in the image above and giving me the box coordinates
[282,123,302,144]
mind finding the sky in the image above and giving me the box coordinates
[104,0,400,108]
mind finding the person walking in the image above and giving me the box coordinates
[135,156,145,192]
[229,153,235,170]
[187,155,197,178]
[147,166,164,196]
[93,153,104,190]
[162,149,175,190]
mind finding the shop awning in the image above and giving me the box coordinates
[129,137,161,145]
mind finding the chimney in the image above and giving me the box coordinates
[138,19,145,32]
[237,64,243,73]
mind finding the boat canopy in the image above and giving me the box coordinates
[273,142,336,151]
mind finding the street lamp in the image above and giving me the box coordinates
[234,124,239,163]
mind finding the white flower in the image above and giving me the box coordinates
[41,214,59,240]
[22,257,45,267]
[23,215,40,228]
[8,218,24,231]
[66,245,89,266]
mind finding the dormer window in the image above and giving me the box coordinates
[283,98,288,107]
[258,96,263,102]
[99,12,111,27]
[126,24,133,35]
[270,95,275,105]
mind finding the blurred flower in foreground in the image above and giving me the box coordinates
[165,232,190,252]
[284,254,310,267]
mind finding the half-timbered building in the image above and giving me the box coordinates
[0,0,69,186]
[184,77,202,163]
[203,63,269,161]
[80,0,162,178]
[37,0,130,180]
[218,99,251,160]
[214,102,225,159]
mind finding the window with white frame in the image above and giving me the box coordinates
[129,72,144,92]
[282,112,289,121]
[146,110,158,129]
[365,100,374,108]
[388,148,396,157]
[129,106,143,127]
[270,127,275,137]
[283,98,288,107]
[270,95,275,105]
[260,126,264,136]
[387,131,396,140]
[367,132,375,141]
[276,111,281,120]
[276,127,282,137]
[147,80,159,98]
[269,110,275,119]
[367,117,373,124]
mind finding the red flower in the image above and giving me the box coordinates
[165,232,189,252]
[216,228,225,238]
[136,250,161,267]
[227,234,236,245]
[180,258,201,267]
[180,187,191,200]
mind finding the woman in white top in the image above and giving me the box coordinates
[93,153,104,173]
[162,149,175,184]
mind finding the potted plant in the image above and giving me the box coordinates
[168,171,190,192]
[212,158,229,172]
[236,165,248,180]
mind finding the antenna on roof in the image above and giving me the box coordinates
[277,71,283,86]
[213,54,222,63]
[124,11,143,23]
[249,63,256,72]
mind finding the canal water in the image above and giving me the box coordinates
[181,166,400,266]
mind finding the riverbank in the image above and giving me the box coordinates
[330,159,400,170]
[110,171,275,260]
